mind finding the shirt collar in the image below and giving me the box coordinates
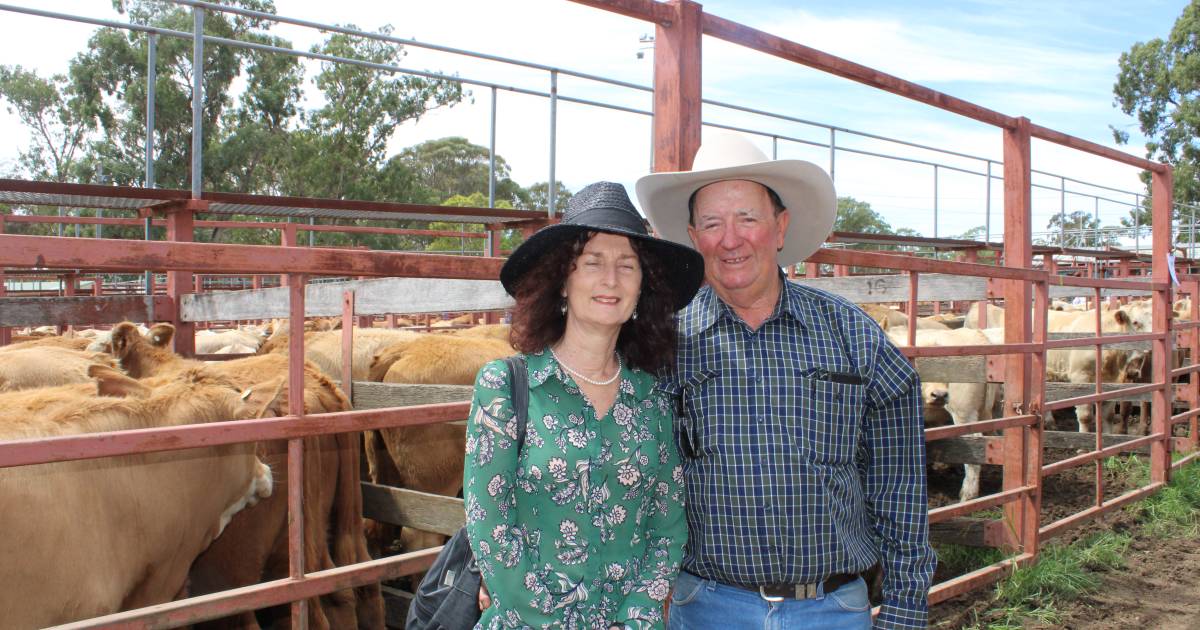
[681,270,807,337]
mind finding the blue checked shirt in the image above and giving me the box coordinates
[660,275,936,629]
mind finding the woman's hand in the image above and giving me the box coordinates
[478,581,492,611]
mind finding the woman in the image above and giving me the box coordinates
[463,182,705,629]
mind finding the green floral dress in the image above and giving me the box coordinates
[463,349,686,630]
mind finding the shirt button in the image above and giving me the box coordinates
[757,415,765,423]
[763,501,772,511]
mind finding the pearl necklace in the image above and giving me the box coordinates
[548,346,622,386]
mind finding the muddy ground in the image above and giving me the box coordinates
[926,451,1200,629]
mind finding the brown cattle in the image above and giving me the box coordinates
[365,335,514,554]
[0,367,277,628]
[450,323,512,342]
[105,322,383,630]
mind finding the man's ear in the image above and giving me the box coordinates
[775,208,791,251]
[686,223,699,249]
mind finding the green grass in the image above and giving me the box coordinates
[935,543,1010,576]
[1103,453,1149,486]
[952,459,1198,629]
[1135,459,1200,537]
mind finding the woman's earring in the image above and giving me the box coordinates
[560,299,568,315]
[631,305,639,320]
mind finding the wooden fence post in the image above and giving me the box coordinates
[652,0,702,173]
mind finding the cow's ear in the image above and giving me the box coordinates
[111,322,139,357]
[90,364,150,398]
[1114,309,1130,325]
[149,323,175,348]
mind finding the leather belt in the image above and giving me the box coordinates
[736,573,858,601]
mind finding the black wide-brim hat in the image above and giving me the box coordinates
[500,181,705,311]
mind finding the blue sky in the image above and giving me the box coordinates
[0,0,1189,243]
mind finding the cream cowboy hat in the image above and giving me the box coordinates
[635,132,837,267]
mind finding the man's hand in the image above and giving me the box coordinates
[478,581,492,611]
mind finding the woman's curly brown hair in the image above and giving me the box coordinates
[509,231,680,374]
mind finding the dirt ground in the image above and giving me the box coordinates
[926,452,1200,629]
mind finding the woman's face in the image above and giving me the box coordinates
[563,232,643,331]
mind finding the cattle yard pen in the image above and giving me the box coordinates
[0,0,1198,627]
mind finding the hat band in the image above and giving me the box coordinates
[564,207,649,236]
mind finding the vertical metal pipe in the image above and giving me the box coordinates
[1095,196,1100,248]
[828,128,836,181]
[308,216,315,247]
[191,8,204,199]
[933,165,939,239]
[772,135,778,160]
[286,275,308,629]
[489,86,497,209]
[1190,205,1196,260]
[1135,194,1141,254]
[985,160,992,244]
[56,207,63,237]
[96,209,103,239]
[341,291,355,406]
[143,35,157,294]
[1060,176,1067,247]
[548,70,558,218]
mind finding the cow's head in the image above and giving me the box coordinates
[109,322,144,361]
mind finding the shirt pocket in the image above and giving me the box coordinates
[795,374,867,465]
[679,369,720,460]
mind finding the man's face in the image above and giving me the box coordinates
[686,180,789,297]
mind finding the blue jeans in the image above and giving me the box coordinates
[667,571,872,630]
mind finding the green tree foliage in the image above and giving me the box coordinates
[0,66,95,181]
[399,137,525,205]
[833,196,894,235]
[523,181,573,215]
[0,6,564,252]
[282,26,462,202]
[1113,0,1200,211]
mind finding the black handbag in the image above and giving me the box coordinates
[406,355,529,630]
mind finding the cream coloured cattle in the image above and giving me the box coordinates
[887,327,1000,502]
[0,346,119,392]
[963,302,1007,329]
[1045,308,1137,433]
[0,332,92,352]
[0,366,277,628]
[103,322,383,630]
[260,327,421,382]
[196,328,264,354]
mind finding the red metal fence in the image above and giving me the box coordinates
[0,0,1195,627]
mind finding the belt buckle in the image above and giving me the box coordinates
[757,586,784,602]
[757,583,819,601]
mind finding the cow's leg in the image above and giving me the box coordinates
[1076,404,1095,433]
[948,383,985,502]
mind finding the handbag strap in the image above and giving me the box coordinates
[502,355,529,451]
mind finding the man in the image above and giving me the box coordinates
[636,133,935,629]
